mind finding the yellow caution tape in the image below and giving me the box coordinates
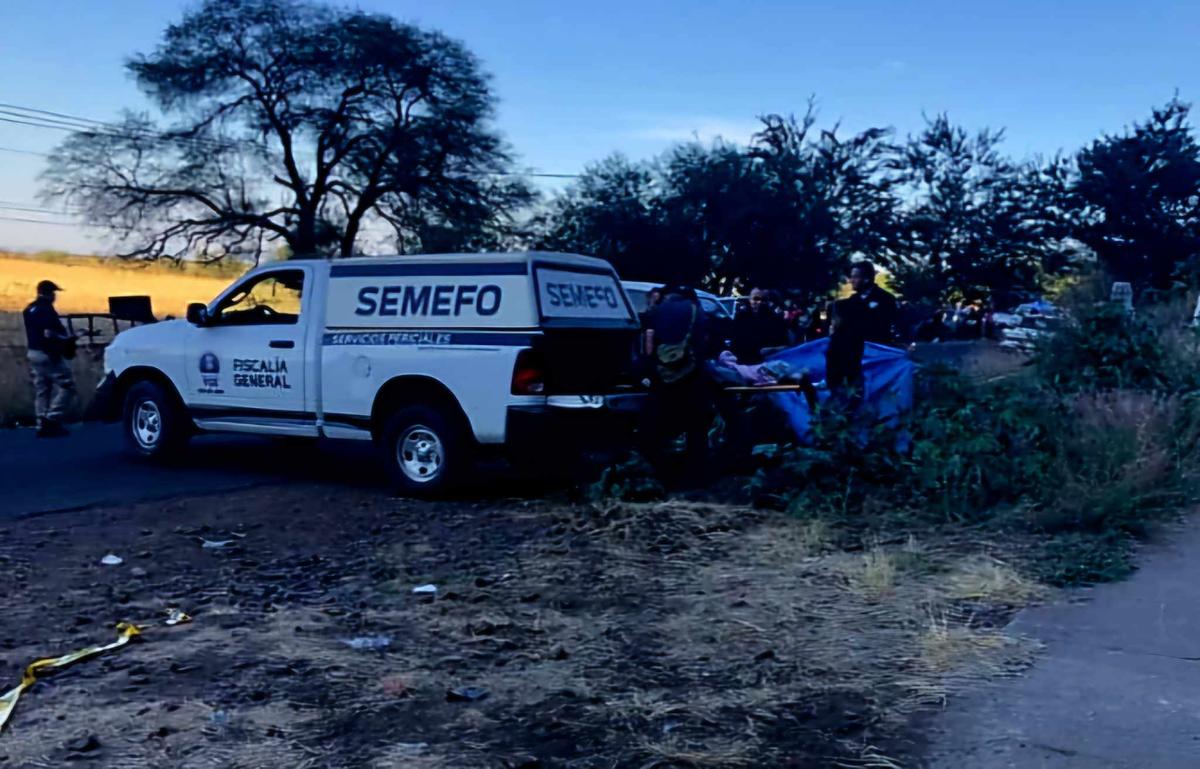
[0,622,142,734]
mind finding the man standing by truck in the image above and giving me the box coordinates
[643,286,712,473]
[23,280,76,438]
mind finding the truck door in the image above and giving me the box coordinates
[185,267,309,423]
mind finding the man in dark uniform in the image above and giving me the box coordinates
[23,280,76,437]
[825,298,867,411]
[642,286,712,472]
[848,262,898,346]
[731,287,791,363]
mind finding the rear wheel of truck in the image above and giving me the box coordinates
[380,405,468,496]
[122,380,189,459]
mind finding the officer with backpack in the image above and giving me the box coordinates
[641,286,712,473]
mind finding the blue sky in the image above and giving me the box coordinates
[2,0,1198,251]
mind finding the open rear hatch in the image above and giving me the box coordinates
[529,261,641,394]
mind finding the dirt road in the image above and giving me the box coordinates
[0,482,1035,768]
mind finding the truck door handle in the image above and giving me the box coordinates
[269,340,295,349]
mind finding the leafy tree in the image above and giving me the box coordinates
[530,155,680,281]
[742,111,898,301]
[889,115,1073,307]
[534,108,899,302]
[1074,98,1200,292]
[41,0,531,261]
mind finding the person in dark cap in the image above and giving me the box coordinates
[23,280,77,437]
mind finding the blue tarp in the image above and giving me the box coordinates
[764,338,916,443]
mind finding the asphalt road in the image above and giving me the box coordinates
[925,517,1200,768]
[0,423,384,518]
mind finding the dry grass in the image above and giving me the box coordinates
[504,500,1044,765]
[943,555,1045,605]
[918,612,1009,674]
[0,252,242,316]
[799,518,833,552]
[854,546,898,601]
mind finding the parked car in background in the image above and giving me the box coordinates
[620,281,733,320]
[621,280,734,356]
[996,300,1062,352]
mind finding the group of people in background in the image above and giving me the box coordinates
[912,301,997,342]
[639,261,898,470]
[727,262,897,391]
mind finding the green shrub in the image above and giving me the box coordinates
[1028,391,1194,535]
[587,453,666,502]
[751,353,1199,584]
[903,372,1062,522]
[647,279,1200,587]
[1036,303,1172,392]
[1033,532,1137,587]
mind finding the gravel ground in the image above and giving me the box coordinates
[0,485,1039,768]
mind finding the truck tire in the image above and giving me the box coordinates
[380,404,468,496]
[122,380,189,459]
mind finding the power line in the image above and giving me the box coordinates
[0,202,80,216]
[0,214,101,227]
[0,100,581,178]
[0,102,110,128]
[0,115,78,133]
[0,198,83,211]
[0,145,50,158]
[0,105,236,152]
[0,109,95,132]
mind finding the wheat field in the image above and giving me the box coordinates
[0,252,249,426]
[0,251,245,316]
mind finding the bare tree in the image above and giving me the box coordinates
[41,0,532,261]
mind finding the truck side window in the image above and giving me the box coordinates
[212,270,304,326]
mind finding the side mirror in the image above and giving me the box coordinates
[186,303,209,326]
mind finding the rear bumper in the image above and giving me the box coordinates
[505,393,646,458]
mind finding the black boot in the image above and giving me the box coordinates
[37,420,69,438]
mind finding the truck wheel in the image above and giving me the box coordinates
[381,405,467,496]
[122,380,189,459]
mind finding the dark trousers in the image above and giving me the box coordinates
[642,373,713,472]
[826,342,865,414]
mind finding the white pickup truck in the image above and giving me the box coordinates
[95,252,644,494]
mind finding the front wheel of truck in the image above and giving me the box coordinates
[380,405,469,497]
[122,380,190,459]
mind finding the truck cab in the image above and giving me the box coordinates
[99,252,643,494]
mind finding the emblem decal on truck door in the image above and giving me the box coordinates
[198,352,224,394]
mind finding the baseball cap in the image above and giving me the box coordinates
[36,280,63,294]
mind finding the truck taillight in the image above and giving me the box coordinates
[511,349,546,395]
